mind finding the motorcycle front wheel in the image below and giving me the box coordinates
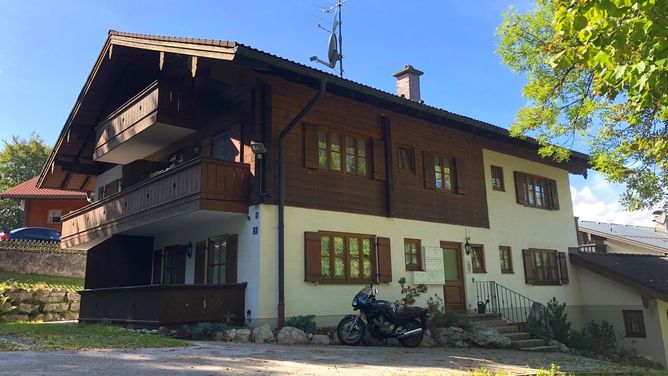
[398,319,424,348]
[336,316,366,346]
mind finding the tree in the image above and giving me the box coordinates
[497,0,668,210]
[0,134,52,230]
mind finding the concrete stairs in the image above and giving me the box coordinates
[458,312,558,352]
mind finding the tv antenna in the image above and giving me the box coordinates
[310,0,345,77]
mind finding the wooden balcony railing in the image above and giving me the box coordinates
[61,158,251,248]
[577,243,607,254]
[78,283,247,326]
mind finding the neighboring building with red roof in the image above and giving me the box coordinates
[0,177,88,232]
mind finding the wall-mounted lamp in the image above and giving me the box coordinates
[250,142,267,157]
[464,238,472,255]
[186,241,193,258]
[251,142,268,199]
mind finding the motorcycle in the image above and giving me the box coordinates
[336,285,429,347]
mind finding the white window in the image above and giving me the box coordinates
[48,210,62,224]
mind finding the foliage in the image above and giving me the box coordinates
[547,297,571,343]
[0,270,84,292]
[192,322,231,339]
[535,364,565,376]
[497,0,668,210]
[0,322,188,350]
[0,133,52,230]
[0,282,15,315]
[284,314,317,334]
[569,320,617,355]
[395,277,428,309]
[425,294,470,330]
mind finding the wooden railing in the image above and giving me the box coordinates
[79,283,247,326]
[577,243,607,253]
[61,158,251,243]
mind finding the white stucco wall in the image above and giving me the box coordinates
[605,238,664,255]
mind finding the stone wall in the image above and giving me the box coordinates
[0,241,86,278]
[0,287,80,322]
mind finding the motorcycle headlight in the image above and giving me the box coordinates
[352,298,357,307]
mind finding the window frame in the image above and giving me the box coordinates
[317,128,369,177]
[161,248,179,285]
[515,172,558,210]
[623,310,647,338]
[529,248,560,285]
[47,210,62,224]
[470,244,486,273]
[318,231,376,283]
[207,236,228,285]
[499,246,513,273]
[434,154,456,192]
[404,238,422,271]
[397,145,416,174]
[491,165,505,191]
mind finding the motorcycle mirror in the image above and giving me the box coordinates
[373,288,379,296]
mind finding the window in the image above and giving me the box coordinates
[623,310,646,338]
[162,247,180,285]
[434,155,455,191]
[47,210,62,224]
[404,238,422,271]
[522,249,569,285]
[318,130,368,176]
[471,245,485,273]
[514,172,559,210]
[491,165,504,191]
[499,246,513,273]
[208,237,228,284]
[397,145,415,174]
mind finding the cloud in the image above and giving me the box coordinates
[571,184,655,226]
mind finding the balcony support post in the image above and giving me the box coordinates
[277,78,327,328]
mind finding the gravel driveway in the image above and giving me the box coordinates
[0,341,648,375]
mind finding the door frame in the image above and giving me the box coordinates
[440,241,466,311]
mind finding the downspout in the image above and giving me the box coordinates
[277,78,327,327]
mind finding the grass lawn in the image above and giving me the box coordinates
[0,270,84,292]
[0,322,189,351]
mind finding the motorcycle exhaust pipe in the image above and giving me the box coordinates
[398,328,423,338]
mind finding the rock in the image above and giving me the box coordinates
[312,334,330,345]
[5,289,32,302]
[307,333,314,340]
[228,328,251,343]
[0,314,29,322]
[15,303,38,314]
[252,324,275,343]
[42,303,69,313]
[214,331,228,341]
[69,301,80,312]
[433,327,469,348]
[420,334,436,347]
[466,325,511,348]
[62,311,79,320]
[277,326,309,345]
[330,332,341,345]
[549,339,568,353]
[66,292,81,302]
[527,302,553,338]
[46,292,67,303]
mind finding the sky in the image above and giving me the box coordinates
[0,0,655,226]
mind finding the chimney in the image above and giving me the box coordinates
[653,210,667,233]
[393,65,423,102]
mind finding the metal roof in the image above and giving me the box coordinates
[578,220,668,253]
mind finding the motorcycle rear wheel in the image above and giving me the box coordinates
[398,319,424,348]
[336,316,366,346]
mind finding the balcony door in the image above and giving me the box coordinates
[206,234,238,284]
[441,241,465,312]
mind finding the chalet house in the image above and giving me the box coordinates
[572,215,668,365]
[0,176,88,232]
[37,31,590,331]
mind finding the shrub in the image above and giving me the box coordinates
[192,322,230,339]
[425,294,470,330]
[396,277,427,309]
[569,320,617,355]
[284,315,317,334]
[546,297,571,344]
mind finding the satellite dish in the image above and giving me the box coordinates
[327,33,338,66]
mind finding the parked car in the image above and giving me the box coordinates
[0,227,61,242]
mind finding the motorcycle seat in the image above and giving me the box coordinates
[393,306,427,320]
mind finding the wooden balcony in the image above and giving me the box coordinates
[61,158,251,248]
[78,283,247,326]
[94,81,196,164]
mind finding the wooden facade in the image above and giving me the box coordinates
[23,198,88,231]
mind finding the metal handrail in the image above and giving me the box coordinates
[474,280,551,337]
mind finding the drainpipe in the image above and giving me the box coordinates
[277,78,327,327]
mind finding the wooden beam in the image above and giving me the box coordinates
[109,44,113,59]
[55,161,101,175]
[79,175,91,192]
[60,172,72,190]
[159,51,165,70]
[189,56,198,78]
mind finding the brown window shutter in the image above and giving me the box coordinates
[194,241,206,284]
[549,179,560,210]
[514,172,527,205]
[376,237,392,283]
[373,138,386,180]
[423,152,435,189]
[558,252,569,285]
[304,232,322,282]
[174,246,187,284]
[152,249,163,285]
[225,235,238,284]
[522,249,536,285]
[303,124,318,168]
[455,157,466,195]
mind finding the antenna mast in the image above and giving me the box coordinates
[310,0,346,77]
